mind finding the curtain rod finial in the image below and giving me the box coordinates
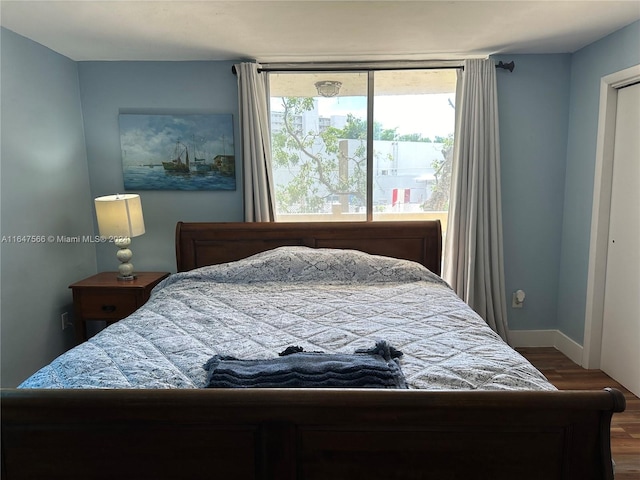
[496,61,515,72]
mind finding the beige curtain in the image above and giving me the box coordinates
[444,59,509,342]
[235,62,276,221]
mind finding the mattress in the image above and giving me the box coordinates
[20,247,555,391]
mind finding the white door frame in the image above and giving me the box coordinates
[583,64,640,369]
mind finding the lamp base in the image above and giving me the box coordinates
[117,274,137,281]
[114,238,137,281]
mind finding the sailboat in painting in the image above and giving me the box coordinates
[162,141,190,172]
[190,136,212,172]
[191,157,211,172]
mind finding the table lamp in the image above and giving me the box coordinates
[94,194,146,280]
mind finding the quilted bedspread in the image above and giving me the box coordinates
[20,247,555,391]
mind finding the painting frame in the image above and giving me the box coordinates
[119,113,236,191]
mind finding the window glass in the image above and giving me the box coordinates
[270,72,368,221]
[269,68,456,229]
[372,69,456,232]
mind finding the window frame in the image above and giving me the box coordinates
[266,61,461,223]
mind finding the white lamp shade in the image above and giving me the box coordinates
[94,194,146,238]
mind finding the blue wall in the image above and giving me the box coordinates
[557,21,640,343]
[1,28,97,386]
[495,54,571,332]
[77,61,244,274]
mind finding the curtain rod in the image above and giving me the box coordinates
[231,60,515,75]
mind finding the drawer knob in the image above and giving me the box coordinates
[101,305,117,313]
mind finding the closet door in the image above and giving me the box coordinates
[601,82,640,397]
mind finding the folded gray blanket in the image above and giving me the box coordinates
[203,340,407,389]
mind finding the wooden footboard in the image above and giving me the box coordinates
[1,388,625,479]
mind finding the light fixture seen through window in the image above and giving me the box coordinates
[314,80,342,97]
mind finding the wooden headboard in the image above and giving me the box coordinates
[175,221,442,275]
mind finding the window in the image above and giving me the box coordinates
[269,68,456,231]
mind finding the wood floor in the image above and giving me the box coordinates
[518,347,640,480]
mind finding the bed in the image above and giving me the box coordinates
[1,221,625,479]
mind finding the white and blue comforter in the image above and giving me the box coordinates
[20,247,554,391]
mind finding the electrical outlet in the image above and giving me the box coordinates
[511,290,526,309]
[61,312,73,330]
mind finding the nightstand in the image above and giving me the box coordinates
[69,271,170,343]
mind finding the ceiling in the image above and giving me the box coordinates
[1,1,639,63]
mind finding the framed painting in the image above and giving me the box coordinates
[119,114,236,191]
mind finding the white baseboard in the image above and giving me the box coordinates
[509,329,584,366]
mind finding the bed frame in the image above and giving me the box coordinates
[1,221,626,480]
[174,220,443,274]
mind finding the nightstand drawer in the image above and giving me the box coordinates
[78,292,139,320]
[70,272,170,343]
